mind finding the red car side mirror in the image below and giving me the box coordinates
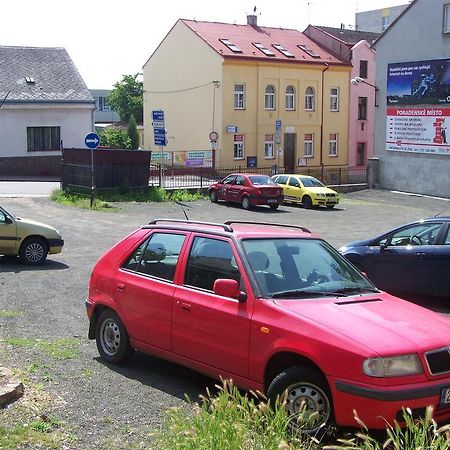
[213,279,246,302]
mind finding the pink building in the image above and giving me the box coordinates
[304,26,379,167]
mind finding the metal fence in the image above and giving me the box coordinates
[149,165,367,189]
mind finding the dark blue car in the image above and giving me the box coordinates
[339,217,450,298]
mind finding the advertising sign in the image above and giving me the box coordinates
[387,58,450,106]
[386,107,450,156]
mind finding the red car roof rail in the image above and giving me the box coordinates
[224,221,311,233]
[148,219,233,232]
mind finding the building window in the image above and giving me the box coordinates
[359,60,368,78]
[96,96,110,111]
[265,85,275,110]
[234,134,244,159]
[357,143,366,166]
[329,133,338,156]
[358,97,368,120]
[330,88,339,111]
[382,15,389,31]
[285,86,295,110]
[234,84,245,109]
[444,4,450,33]
[304,134,314,157]
[305,87,315,111]
[27,127,61,151]
[264,134,274,159]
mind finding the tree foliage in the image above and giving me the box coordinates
[127,115,140,149]
[108,74,143,123]
[99,128,131,149]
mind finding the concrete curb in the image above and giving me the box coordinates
[0,367,24,408]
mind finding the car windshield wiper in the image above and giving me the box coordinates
[331,286,380,295]
[272,289,347,299]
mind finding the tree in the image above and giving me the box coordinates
[127,115,140,150]
[99,127,131,149]
[108,74,143,123]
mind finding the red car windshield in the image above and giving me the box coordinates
[248,175,277,186]
[242,238,377,298]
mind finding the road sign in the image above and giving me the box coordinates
[154,128,167,146]
[152,110,164,122]
[85,132,100,149]
[275,120,282,131]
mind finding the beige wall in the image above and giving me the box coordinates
[143,20,223,153]
[220,61,350,169]
[144,21,350,169]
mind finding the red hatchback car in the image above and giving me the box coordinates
[209,173,283,210]
[86,219,450,435]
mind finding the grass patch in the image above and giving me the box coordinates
[0,310,23,318]
[156,379,317,450]
[51,187,206,209]
[5,338,80,360]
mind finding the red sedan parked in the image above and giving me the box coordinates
[209,173,283,210]
[86,219,450,435]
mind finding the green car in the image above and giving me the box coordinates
[0,205,64,265]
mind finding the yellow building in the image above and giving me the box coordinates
[143,16,351,172]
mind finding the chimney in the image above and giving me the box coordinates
[247,14,257,26]
[340,23,345,29]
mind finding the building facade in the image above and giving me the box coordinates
[90,89,120,124]
[373,0,450,198]
[143,17,351,171]
[0,46,94,178]
[356,4,409,33]
[304,26,379,167]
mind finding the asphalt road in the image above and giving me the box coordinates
[1,189,450,449]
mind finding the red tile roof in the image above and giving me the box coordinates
[181,19,348,66]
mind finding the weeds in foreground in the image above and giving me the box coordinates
[5,338,80,360]
[51,187,205,209]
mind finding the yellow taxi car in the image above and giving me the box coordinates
[0,205,64,265]
[271,174,340,209]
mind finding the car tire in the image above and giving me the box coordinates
[326,205,335,209]
[302,196,313,209]
[19,237,48,265]
[267,366,334,437]
[209,190,218,203]
[270,204,279,210]
[242,196,252,210]
[95,309,133,365]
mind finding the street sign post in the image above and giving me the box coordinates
[152,110,167,147]
[84,132,101,207]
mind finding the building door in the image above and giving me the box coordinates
[284,133,296,173]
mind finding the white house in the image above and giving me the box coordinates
[0,46,94,179]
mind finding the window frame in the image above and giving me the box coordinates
[330,87,339,112]
[234,83,245,109]
[264,134,275,159]
[233,134,244,160]
[444,4,450,33]
[358,96,368,120]
[304,133,314,157]
[329,133,338,157]
[264,85,276,110]
[359,60,368,79]
[26,126,61,152]
[305,87,315,111]
[285,85,296,111]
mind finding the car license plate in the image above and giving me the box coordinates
[267,198,278,204]
[440,387,450,405]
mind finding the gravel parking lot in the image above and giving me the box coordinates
[1,189,449,449]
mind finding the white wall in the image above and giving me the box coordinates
[0,103,93,157]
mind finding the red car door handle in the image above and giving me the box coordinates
[178,301,192,312]
[117,283,126,291]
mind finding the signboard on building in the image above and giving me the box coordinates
[386,107,450,156]
[387,58,450,106]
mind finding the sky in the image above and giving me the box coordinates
[1,0,409,89]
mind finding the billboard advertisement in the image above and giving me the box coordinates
[387,58,450,106]
[386,107,450,155]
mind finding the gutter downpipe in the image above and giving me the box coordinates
[320,63,329,181]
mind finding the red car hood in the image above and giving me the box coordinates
[274,294,450,355]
